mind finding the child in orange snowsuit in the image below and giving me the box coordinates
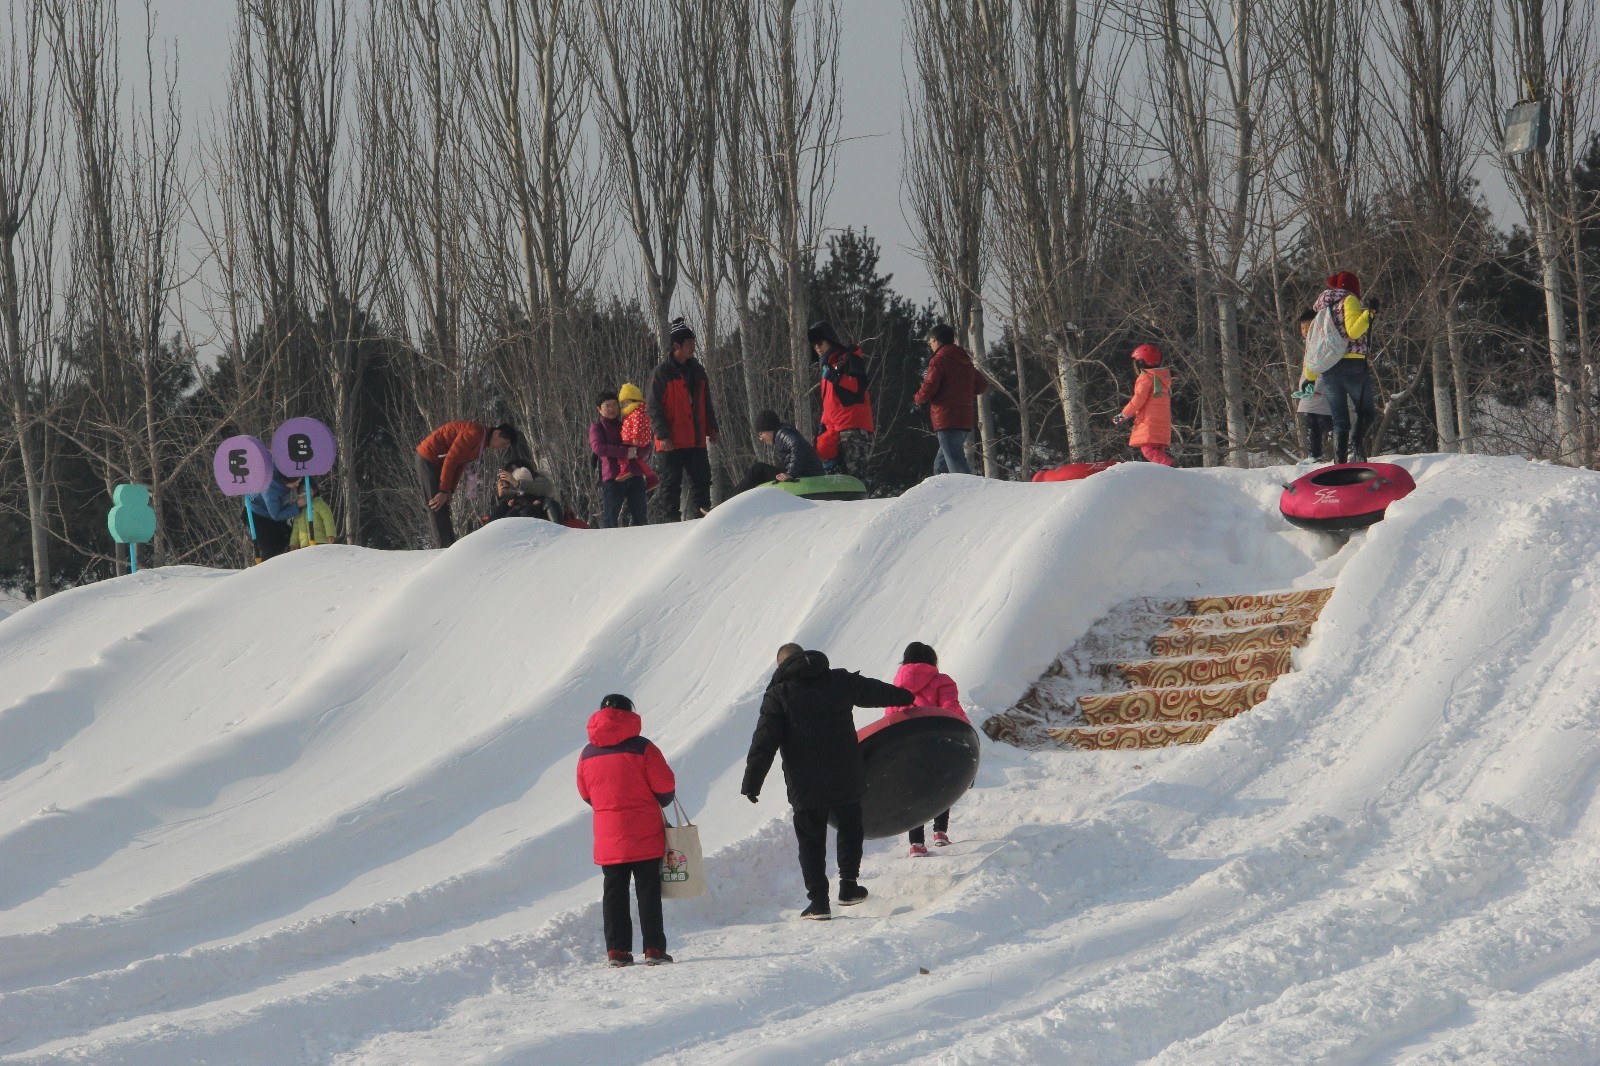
[1114,344,1174,467]
[617,383,659,489]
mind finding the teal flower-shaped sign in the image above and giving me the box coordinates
[108,484,157,545]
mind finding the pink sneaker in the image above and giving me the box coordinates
[932,831,951,847]
[909,843,929,857]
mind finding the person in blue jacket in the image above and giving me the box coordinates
[246,469,304,560]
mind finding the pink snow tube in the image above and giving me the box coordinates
[1031,461,1117,483]
[1279,462,1416,531]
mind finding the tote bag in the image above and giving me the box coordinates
[660,799,707,899]
[1303,304,1347,376]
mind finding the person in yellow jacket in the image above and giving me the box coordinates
[288,486,336,549]
[1308,270,1376,463]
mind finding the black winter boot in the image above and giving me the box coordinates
[838,880,869,906]
[1333,431,1349,465]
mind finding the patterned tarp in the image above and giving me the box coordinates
[1110,646,1292,688]
[982,588,1334,753]
[1078,679,1274,725]
[1149,622,1311,659]
[1047,722,1217,750]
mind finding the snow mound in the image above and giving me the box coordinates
[3,456,1600,1064]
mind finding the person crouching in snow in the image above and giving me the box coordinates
[576,693,678,967]
[884,642,969,857]
[1113,344,1174,467]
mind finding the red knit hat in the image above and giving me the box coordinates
[1131,344,1164,368]
[1327,271,1362,297]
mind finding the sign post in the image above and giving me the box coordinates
[107,485,158,573]
[212,434,274,563]
[270,418,337,546]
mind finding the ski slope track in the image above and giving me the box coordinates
[2,456,1599,1064]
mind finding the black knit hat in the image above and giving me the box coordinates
[807,320,846,349]
[600,693,635,712]
[669,317,696,345]
[754,409,782,433]
[902,641,938,666]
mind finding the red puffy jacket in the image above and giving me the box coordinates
[820,347,874,433]
[576,707,677,865]
[915,344,989,430]
[648,356,718,450]
[416,421,489,494]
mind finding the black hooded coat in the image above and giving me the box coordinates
[741,650,913,810]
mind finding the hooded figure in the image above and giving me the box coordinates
[576,694,678,966]
[1118,345,1175,466]
[742,647,913,918]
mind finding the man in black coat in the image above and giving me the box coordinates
[734,410,825,494]
[742,644,913,919]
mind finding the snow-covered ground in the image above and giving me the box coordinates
[2,455,1599,1064]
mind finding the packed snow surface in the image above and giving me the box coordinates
[3,455,1599,1064]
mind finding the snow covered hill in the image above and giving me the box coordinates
[3,456,1600,1064]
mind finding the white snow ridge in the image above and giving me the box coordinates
[3,454,1600,1064]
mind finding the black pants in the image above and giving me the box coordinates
[601,477,649,528]
[246,512,292,561]
[735,462,780,495]
[908,809,951,846]
[601,857,666,954]
[414,454,456,548]
[793,802,863,905]
[1302,413,1333,460]
[657,448,712,522]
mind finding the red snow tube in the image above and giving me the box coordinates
[1031,461,1117,483]
[833,708,981,839]
[1279,462,1416,532]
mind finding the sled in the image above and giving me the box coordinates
[839,708,981,839]
[762,473,868,501]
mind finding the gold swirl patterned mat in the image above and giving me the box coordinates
[1078,679,1273,726]
[1150,621,1311,659]
[982,588,1334,752]
[1111,646,1292,688]
[1046,722,1217,750]
[1185,588,1333,616]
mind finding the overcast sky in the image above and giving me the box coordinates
[122,0,934,314]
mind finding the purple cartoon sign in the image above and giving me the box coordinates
[271,417,337,477]
[212,435,273,497]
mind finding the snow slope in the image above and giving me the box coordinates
[2,456,1599,1064]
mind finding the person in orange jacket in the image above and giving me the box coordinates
[1113,345,1174,467]
[415,420,519,548]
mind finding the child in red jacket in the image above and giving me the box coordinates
[576,693,677,966]
[883,642,968,857]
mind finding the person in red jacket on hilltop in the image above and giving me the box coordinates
[575,693,678,967]
[808,320,875,490]
[647,317,719,522]
[914,323,989,476]
[882,641,969,857]
[415,420,519,548]
[1113,345,1175,467]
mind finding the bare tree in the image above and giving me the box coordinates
[738,0,842,424]
[586,0,702,354]
[906,0,1003,476]
[0,0,62,596]
[1479,0,1597,463]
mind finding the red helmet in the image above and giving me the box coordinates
[1131,344,1163,368]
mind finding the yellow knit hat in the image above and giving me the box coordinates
[618,382,644,405]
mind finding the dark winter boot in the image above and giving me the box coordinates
[838,880,869,907]
[1333,431,1349,465]
[800,901,832,921]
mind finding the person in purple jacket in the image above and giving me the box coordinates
[590,391,652,528]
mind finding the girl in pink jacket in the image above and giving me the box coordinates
[885,642,967,855]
